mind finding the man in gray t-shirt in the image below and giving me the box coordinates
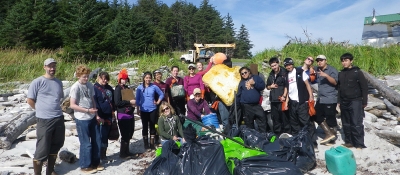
[27,58,65,175]
[314,55,339,145]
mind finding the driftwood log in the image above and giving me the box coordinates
[0,111,36,149]
[383,99,400,117]
[375,130,400,146]
[362,70,400,106]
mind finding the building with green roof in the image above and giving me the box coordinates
[362,13,400,47]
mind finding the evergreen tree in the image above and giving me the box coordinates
[223,13,236,56]
[193,0,224,43]
[234,24,253,59]
[57,0,108,60]
[170,1,198,50]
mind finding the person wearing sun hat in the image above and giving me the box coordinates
[184,64,205,101]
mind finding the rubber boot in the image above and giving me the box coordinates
[119,142,131,159]
[150,135,156,150]
[325,127,337,146]
[320,121,336,144]
[143,136,149,149]
[100,148,107,160]
[125,142,136,157]
[46,155,58,175]
[33,159,43,175]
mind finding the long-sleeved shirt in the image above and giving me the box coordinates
[187,98,211,121]
[114,85,134,117]
[337,66,368,105]
[166,76,184,87]
[93,82,114,119]
[136,83,164,112]
[158,114,184,140]
[237,74,266,104]
[184,74,205,96]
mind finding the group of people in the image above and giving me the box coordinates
[27,52,368,174]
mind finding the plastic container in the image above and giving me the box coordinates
[325,146,356,175]
[201,113,219,129]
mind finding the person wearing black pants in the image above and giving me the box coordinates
[136,72,164,150]
[237,67,267,133]
[266,57,290,135]
[283,58,315,136]
[337,53,368,149]
[114,68,136,159]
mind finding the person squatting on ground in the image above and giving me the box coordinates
[237,67,267,133]
[69,65,103,174]
[266,57,290,135]
[186,88,212,123]
[313,55,339,145]
[337,53,368,149]
[165,66,186,118]
[136,72,164,150]
[283,58,315,136]
[114,68,136,159]
[27,58,65,175]
[93,72,115,160]
[157,101,185,145]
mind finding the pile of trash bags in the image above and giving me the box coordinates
[144,124,316,175]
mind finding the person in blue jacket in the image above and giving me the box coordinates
[237,67,267,133]
[136,72,164,149]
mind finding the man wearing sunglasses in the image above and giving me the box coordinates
[301,56,318,92]
[237,67,267,133]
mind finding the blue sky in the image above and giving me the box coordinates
[129,0,400,54]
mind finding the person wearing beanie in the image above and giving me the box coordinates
[114,68,136,159]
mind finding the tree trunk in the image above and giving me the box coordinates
[0,111,36,150]
[362,70,400,106]
[383,99,400,117]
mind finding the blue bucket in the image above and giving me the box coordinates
[201,113,219,129]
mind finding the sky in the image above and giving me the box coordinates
[129,0,400,54]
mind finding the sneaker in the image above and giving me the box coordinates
[81,167,97,174]
[342,143,354,148]
[93,164,104,171]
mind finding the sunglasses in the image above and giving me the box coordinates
[188,67,195,70]
[316,59,325,62]
[241,71,248,75]
[307,58,314,63]
[162,107,170,112]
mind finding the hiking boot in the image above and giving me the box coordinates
[320,121,336,144]
[33,159,43,175]
[150,135,156,150]
[143,135,149,150]
[342,143,354,148]
[119,142,132,159]
[80,167,97,174]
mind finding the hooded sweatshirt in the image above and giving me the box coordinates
[337,66,368,105]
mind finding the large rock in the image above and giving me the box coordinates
[364,111,378,123]
[368,109,383,117]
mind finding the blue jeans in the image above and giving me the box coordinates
[96,120,111,149]
[218,102,229,128]
[75,118,101,168]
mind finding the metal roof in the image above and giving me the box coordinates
[364,13,400,25]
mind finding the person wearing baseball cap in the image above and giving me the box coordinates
[186,88,211,122]
[284,57,315,136]
[27,58,65,174]
[313,54,340,146]
[184,63,205,101]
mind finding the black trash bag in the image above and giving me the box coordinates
[224,99,243,137]
[239,127,277,150]
[272,125,316,173]
[172,136,230,175]
[144,140,180,175]
[183,123,197,144]
[233,155,303,175]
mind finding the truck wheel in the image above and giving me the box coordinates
[180,58,186,64]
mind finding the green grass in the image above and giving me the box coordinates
[251,43,400,77]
